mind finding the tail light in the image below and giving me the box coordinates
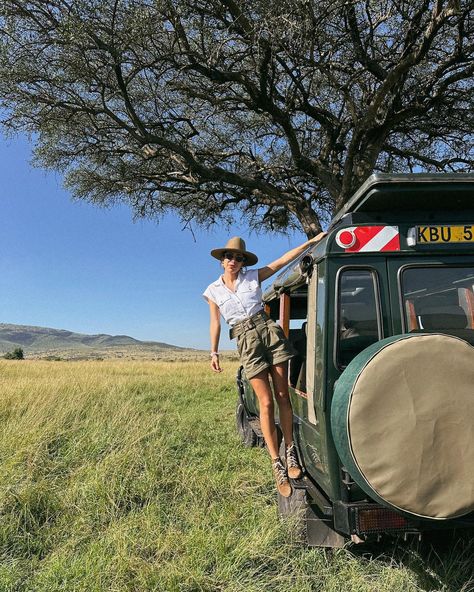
[356,506,410,534]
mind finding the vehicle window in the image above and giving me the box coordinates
[287,286,308,391]
[337,269,380,367]
[401,267,474,345]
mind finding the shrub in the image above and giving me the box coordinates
[3,347,24,360]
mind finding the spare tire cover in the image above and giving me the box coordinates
[331,334,474,520]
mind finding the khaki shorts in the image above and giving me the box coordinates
[233,312,296,380]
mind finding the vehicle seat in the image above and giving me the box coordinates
[458,288,474,328]
[419,305,468,330]
[341,303,378,337]
[339,335,380,367]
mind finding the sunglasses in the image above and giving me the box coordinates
[224,252,246,263]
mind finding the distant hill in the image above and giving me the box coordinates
[0,323,192,360]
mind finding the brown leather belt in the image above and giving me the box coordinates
[229,310,268,339]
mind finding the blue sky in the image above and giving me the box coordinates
[0,135,306,349]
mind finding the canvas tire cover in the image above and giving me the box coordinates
[331,334,474,520]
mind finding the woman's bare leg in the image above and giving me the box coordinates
[249,369,279,459]
[269,362,294,446]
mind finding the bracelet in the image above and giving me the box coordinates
[211,352,219,357]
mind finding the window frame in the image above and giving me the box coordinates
[333,266,383,371]
[397,263,474,333]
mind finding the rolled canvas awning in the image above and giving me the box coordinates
[331,334,474,520]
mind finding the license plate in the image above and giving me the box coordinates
[416,225,474,244]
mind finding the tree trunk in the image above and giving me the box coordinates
[292,202,323,238]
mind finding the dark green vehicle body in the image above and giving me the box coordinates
[236,173,474,546]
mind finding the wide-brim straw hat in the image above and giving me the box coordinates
[210,236,258,266]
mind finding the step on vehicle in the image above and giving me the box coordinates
[235,173,474,547]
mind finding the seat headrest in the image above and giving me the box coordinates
[419,305,468,330]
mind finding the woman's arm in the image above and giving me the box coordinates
[209,300,223,373]
[258,231,327,283]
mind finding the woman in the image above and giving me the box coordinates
[203,233,326,497]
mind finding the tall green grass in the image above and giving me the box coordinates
[0,360,472,591]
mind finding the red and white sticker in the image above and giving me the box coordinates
[335,226,400,252]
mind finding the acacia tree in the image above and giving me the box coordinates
[0,0,472,237]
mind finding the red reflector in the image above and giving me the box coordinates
[336,229,356,248]
[357,508,408,534]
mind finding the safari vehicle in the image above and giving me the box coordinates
[235,173,474,547]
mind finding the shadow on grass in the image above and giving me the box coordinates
[349,529,474,592]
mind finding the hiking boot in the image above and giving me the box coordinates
[286,443,302,480]
[272,458,291,497]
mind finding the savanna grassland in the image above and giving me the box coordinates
[0,359,472,592]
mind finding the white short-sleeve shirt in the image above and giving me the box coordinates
[203,268,263,326]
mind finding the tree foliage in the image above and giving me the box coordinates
[3,347,24,359]
[0,0,473,236]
